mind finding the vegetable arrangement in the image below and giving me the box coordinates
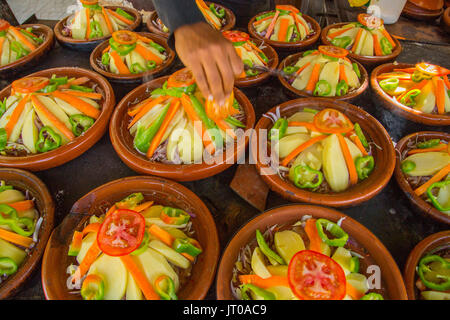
[282,46,362,97]
[401,138,450,214]
[415,248,450,300]
[268,108,375,193]
[0,182,40,280]
[0,19,44,67]
[232,217,385,300]
[127,68,246,163]
[62,0,136,40]
[252,5,313,42]
[99,31,167,75]
[326,14,397,57]
[66,193,202,300]
[0,74,102,156]
[377,62,450,115]
[222,31,269,78]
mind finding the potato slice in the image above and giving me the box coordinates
[319,61,340,96]
[251,247,271,279]
[421,291,450,300]
[343,64,360,89]
[141,205,163,218]
[360,30,373,56]
[290,143,323,171]
[331,247,352,275]
[403,152,450,177]
[71,8,88,40]
[274,230,305,263]
[322,134,350,192]
[0,189,25,204]
[88,254,128,300]
[148,239,190,269]
[266,286,298,300]
[21,108,39,153]
[1,38,9,65]
[0,237,26,265]
[354,29,367,55]
[414,81,435,114]
[9,101,32,143]
[346,273,369,295]
[126,271,143,300]
[76,232,96,264]
[266,265,288,277]
[287,111,315,123]
[275,133,310,159]
[292,62,315,91]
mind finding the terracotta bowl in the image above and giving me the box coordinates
[409,0,444,11]
[146,2,236,37]
[90,32,176,84]
[442,7,450,33]
[321,23,402,68]
[235,38,278,88]
[0,67,115,171]
[54,6,142,52]
[109,75,255,181]
[216,204,408,300]
[402,1,444,21]
[41,175,219,300]
[253,98,395,207]
[277,51,369,101]
[371,63,450,126]
[394,131,450,224]
[404,230,450,299]
[248,11,321,51]
[0,24,54,79]
[0,168,54,299]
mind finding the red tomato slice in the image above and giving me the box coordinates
[222,30,250,42]
[357,13,383,28]
[416,62,450,77]
[0,19,10,31]
[314,108,354,134]
[167,68,195,87]
[288,250,346,300]
[112,30,137,45]
[318,45,348,58]
[11,77,50,93]
[97,209,146,256]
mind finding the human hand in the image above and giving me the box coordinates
[174,22,243,105]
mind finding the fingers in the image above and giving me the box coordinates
[188,59,211,101]
[202,54,225,104]
[226,44,244,78]
[215,50,235,102]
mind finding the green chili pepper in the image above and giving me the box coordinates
[355,156,375,180]
[35,126,62,153]
[354,123,368,148]
[82,3,101,10]
[418,255,450,291]
[69,85,93,92]
[0,185,13,193]
[259,52,269,63]
[10,41,29,59]
[243,59,253,68]
[285,25,294,42]
[154,275,178,300]
[173,238,202,257]
[314,80,332,96]
[109,38,136,56]
[276,8,291,15]
[80,275,105,300]
[331,36,352,49]
[209,3,225,18]
[0,31,6,37]
[360,293,384,300]
[380,37,393,55]
[256,229,285,265]
[417,139,440,149]
[233,98,240,110]
[130,62,146,74]
[350,256,360,273]
[160,207,190,225]
[115,8,135,21]
[303,107,318,114]
[225,116,246,128]
[336,80,349,96]
[0,204,18,221]
[0,98,7,118]
[38,83,58,93]
[0,128,7,151]
[283,66,299,75]
[0,257,18,276]
[268,118,288,141]
[401,160,416,173]
[89,21,103,39]
[232,41,246,47]
[240,284,276,300]
[316,218,349,247]
[427,180,450,212]
[290,165,324,189]
[19,29,43,44]
[291,24,300,42]
[412,70,424,83]
[134,103,170,153]
[148,41,165,53]
[50,75,68,85]
[256,12,275,21]
[116,193,144,209]
[101,52,110,65]
[379,78,399,91]
[323,54,339,62]
[303,50,317,57]
[146,60,156,70]
[69,114,94,137]
[10,217,35,237]
[400,89,421,106]
[352,62,361,79]
[151,85,196,98]
[245,68,259,77]
[131,231,150,256]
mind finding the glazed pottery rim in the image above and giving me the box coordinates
[371,63,450,126]
[216,203,408,300]
[394,131,450,224]
[0,168,54,299]
[403,230,450,300]
[41,175,220,300]
[89,32,176,82]
[277,51,369,101]
[0,67,115,171]
[109,75,256,181]
[254,97,396,207]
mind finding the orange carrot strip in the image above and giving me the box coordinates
[414,164,450,196]
[196,1,220,29]
[148,224,174,247]
[288,121,318,131]
[339,64,348,83]
[304,218,322,253]
[182,253,195,262]
[352,29,363,53]
[408,144,447,155]
[328,26,352,39]
[8,200,34,212]
[373,34,383,56]
[137,35,153,44]
[346,282,364,300]
[127,96,166,129]
[9,26,36,51]
[433,76,446,115]
[4,95,30,138]
[350,135,368,156]
[216,118,236,139]
[59,77,91,89]
[0,228,33,247]
[81,222,101,236]
[102,6,113,34]
[146,99,180,158]
[397,80,428,103]
[305,63,321,93]
[105,204,116,217]
[72,240,101,282]
[381,28,396,48]
[277,18,290,42]
[337,134,358,185]
[133,201,154,213]
[62,90,102,100]
[253,15,274,25]
[295,61,311,75]
[134,44,163,64]
[120,255,160,300]
[127,98,151,117]
[109,50,130,75]
[443,76,450,91]
[106,8,134,25]
[265,10,280,39]
[281,135,327,167]
[392,34,406,40]
[393,68,416,73]
[102,45,110,54]
[292,13,309,36]
[0,37,4,57]
[85,8,91,40]
[51,90,100,119]
[239,275,289,288]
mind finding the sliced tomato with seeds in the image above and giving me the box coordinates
[314,108,354,134]
[357,13,383,28]
[222,30,250,42]
[0,19,10,31]
[318,45,348,58]
[167,68,195,87]
[288,250,346,300]
[416,62,450,77]
[97,209,146,256]
[112,30,137,45]
[11,77,50,93]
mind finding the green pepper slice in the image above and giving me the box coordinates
[101,52,110,65]
[259,51,269,63]
[38,83,58,93]
[50,75,68,85]
[109,38,136,56]
[0,257,18,276]
[313,80,332,96]
[331,36,352,49]
[0,204,18,221]
[81,275,105,300]
[350,256,360,273]
[209,3,225,19]
[256,12,275,21]
[0,185,13,192]
[380,37,393,55]
[130,62,146,74]
[148,42,165,53]
[285,25,294,42]
[172,238,202,257]
[352,62,361,79]
[240,284,276,300]
[427,180,450,212]
[379,78,399,91]
[400,89,421,106]
[10,41,29,59]
[245,68,259,77]
[336,80,349,96]
[89,21,103,39]
[19,29,43,44]
[146,60,156,70]
[160,207,190,225]
[256,229,285,265]
[268,118,288,141]
[417,139,440,149]
[9,217,35,237]
[290,164,324,189]
[154,275,178,300]
[401,160,416,173]
[354,123,369,148]
[225,116,245,128]
[355,156,375,180]
[69,114,94,137]
[360,293,384,300]
[35,126,62,153]
[0,128,7,151]
[0,31,6,37]
[303,107,318,114]
[418,255,450,291]
[116,192,144,209]
[303,50,317,57]
[0,98,7,118]
[283,66,299,75]
[316,218,349,247]
[69,85,93,92]
[131,231,150,256]
[133,103,170,153]
[115,8,135,21]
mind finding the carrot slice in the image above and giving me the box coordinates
[216,118,236,139]
[337,134,358,185]
[102,6,113,34]
[397,79,428,103]
[81,222,101,236]
[9,26,36,51]
[265,10,280,39]
[305,63,321,93]
[102,45,110,54]
[350,134,368,156]
[0,227,33,247]
[414,164,450,196]
[109,50,130,75]
[381,28,396,48]
[4,94,30,138]
[134,44,163,64]
[328,26,352,39]
[148,224,174,247]
[373,34,383,56]
[62,90,102,100]
[239,275,289,288]
[0,37,4,57]
[293,14,309,36]
[287,121,318,131]
[295,61,311,75]
[85,8,91,40]
[393,68,416,73]
[72,240,101,282]
[351,29,363,53]
[146,99,180,158]
[253,15,274,25]
[133,201,154,213]
[120,255,160,300]
[277,18,290,42]
[128,96,167,129]
[346,282,364,300]
[195,0,220,29]
[408,144,447,155]
[58,77,91,89]
[8,200,34,212]
[31,95,75,140]
[433,76,446,115]
[106,8,134,25]
[443,76,450,91]
[339,64,348,83]
[105,204,116,217]
[51,90,101,119]
[304,218,322,253]
[281,135,327,167]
